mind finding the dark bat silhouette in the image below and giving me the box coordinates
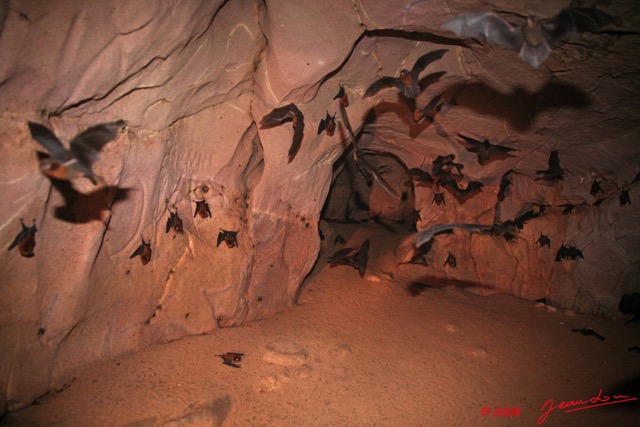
[407,167,434,185]
[165,211,183,234]
[497,169,513,202]
[620,190,631,206]
[28,121,124,184]
[454,134,517,165]
[590,180,603,196]
[354,239,370,277]
[439,174,483,202]
[218,352,243,368]
[415,223,493,248]
[334,84,349,107]
[555,244,584,262]
[217,229,238,248]
[442,8,618,68]
[619,292,640,325]
[317,111,336,136]
[432,154,464,178]
[129,236,152,265]
[443,252,457,268]
[327,239,370,277]
[364,49,448,100]
[571,328,605,341]
[194,200,211,218]
[334,234,346,245]
[535,150,564,181]
[260,104,304,162]
[629,346,640,353]
[413,92,445,123]
[561,203,575,215]
[433,192,445,205]
[327,247,356,265]
[536,233,551,248]
[8,219,37,258]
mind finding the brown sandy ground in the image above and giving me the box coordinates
[3,223,639,426]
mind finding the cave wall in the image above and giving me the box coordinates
[1,0,639,412]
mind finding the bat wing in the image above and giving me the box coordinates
[216,231,225,247]
[548,150,561,170]
[328,247,356,263]
[542,7,618,43]
[356,239,370,277]
[411,49,448,77]
[28,122,70,162]
[8,227,27,251]
[455,133,482,152]
[363,77,404,98]
[259,104,297,127]
[442,12,523,52]
[70,122,123,175]
[421,93,445,121]
[415,223,492,248]
[165,216,173,233]
[287,109,304,162]
[317,116,328,135]
[488,142,517,155]
[129,245,143,259]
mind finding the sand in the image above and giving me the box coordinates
[3,223,639,426]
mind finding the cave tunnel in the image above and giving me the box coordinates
[1,0,639,425]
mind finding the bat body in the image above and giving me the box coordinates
[407,167,434,185]
[455,134,517,165]
[439,175,483,202]
[327,239,370,277]
[535,150,564,181]
[555,244,584,262]
[129,236,152,265]
[432,192,445,205]
[8,219,37,257]
[442,8,618,68]
[620,190,631,206]
[260,104,304,162]
[165,211,183,234]
[432,154,464,177]
[194,200,211,218]
[571,328,605,341]
[334,85,349,107]
[364,49,448,100]
[443,252,456,268]
[219,352,243,368]
[590,180,603,196]
[536,233,551,248]
[497,169,513,202]
[317,111,336,136]
[217,229,238,248]
[415,223,493,248]
[28,121,124,184]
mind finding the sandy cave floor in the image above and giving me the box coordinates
[4,223,639,427]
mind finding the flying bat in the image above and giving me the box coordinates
[364,49,448,100]
[536,233,551,248]
[443,252,457,268]
[218,352,243,368]
[334,84,349,107]
[620,190,631,206]
[590,180,603,196]
[571,328,605,341]
[129,236,152,265]
[442,8,619,68]
[217,229,238,248]
[439,174,483,202]
[497,169,513,202]
[535,150,564,181]
[415,223,492,248]
[407,167,434,186]
[194,199,211,218]
[260,104,304,162]
[327,239,370,277]
[317,111,336,136]
[165,211,183,234]
[28,121,124,184]
[413,92,445,123]
[454,134,517,165]
[8,219,37,258]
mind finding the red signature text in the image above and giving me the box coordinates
[537,388,637,425]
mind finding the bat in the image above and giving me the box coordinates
[354,239,370,277]
[555,244,584,262]
[165,211,183,234]
[590,180,603,196]
[407,167,434,185]
[454,133,517,165]
[441,8,619,68]
[327,239,370,277]
[561,204,575,215]
[413,92,444,123]
[8,219,37,257]
[629,346,640,353]
[497,169,513,202]
[402,251,429,267]
[443,252,457,268]
[28,121,124,184]
[334,84,349,107]
[415,223,493,248]
[218,352,243,368]
[619,292,640,325]
[260,104,304,162]
[364,49,448,111]
[620,190,631,206]
[194,199,211,218]
[432,154,464,178]
[571,328,605,341]
[536,233,551,248]
[217,229,238,248]
[317,111,336,136]
[438,174,483,202]
[129,236,152,265]
[535,150,564,181]
[334,234,346,245]
[327,247,356,265]
[432,192,445,205]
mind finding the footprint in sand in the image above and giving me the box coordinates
[258,339,313,393]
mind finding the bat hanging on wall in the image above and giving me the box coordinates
[7,219,37,258]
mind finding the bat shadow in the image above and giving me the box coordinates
[405,275,499,296]
[50,179,131,223]
[444,80,592,131]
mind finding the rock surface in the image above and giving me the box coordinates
[1,0,639,413]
